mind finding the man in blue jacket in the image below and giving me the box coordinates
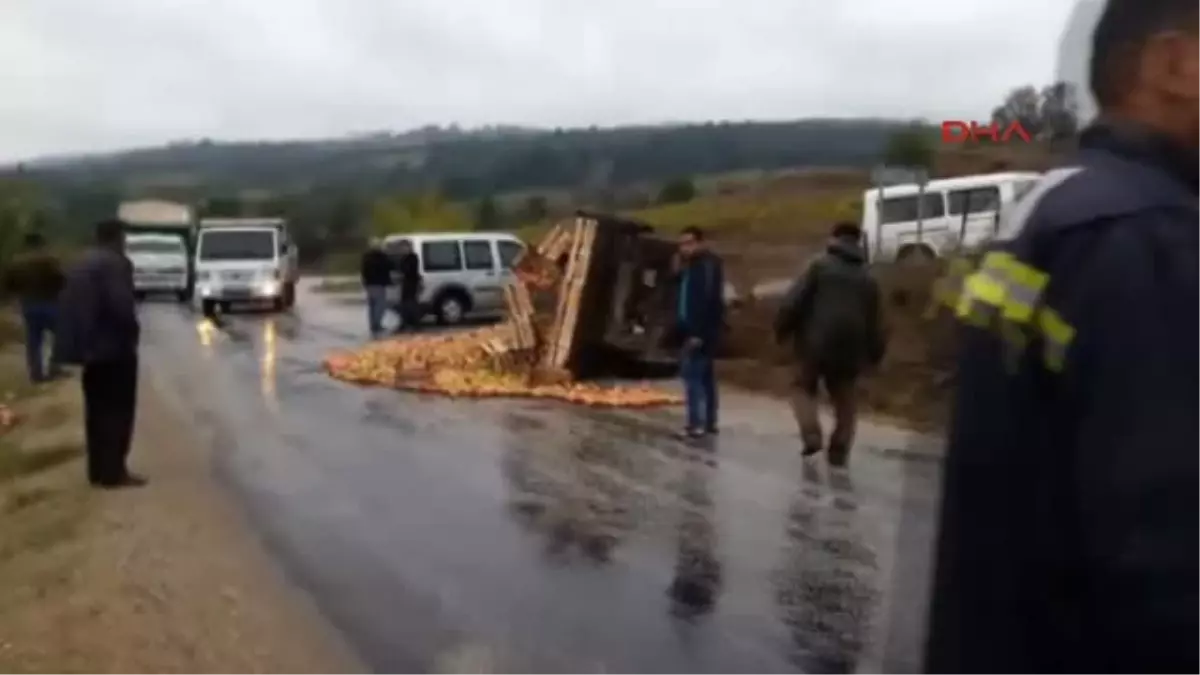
[674,226,724,438]
[924,0,1198,671]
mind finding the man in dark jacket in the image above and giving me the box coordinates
[393,238,423,331]
[774,222,884,467]
[3,232,65,383]
[674,226,724,438]
[56,219,145,489]
[360,237,393,338]
[924,0,1198,671]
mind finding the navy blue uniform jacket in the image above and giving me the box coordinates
[924,123,1198,673]
[675,251,725,353]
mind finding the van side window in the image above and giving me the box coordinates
[497,240,524,269]
[463,240,495,271]
[880,193,945,224]
[948,186,1001,214]
[422,241,463,272]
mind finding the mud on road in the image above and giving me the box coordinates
[140,280,943,673]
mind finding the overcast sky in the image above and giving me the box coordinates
[1,0,1084,161]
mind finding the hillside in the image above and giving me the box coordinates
[17,119,911,205]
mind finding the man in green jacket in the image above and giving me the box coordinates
[774,222,885,467]
[4,232,65,383]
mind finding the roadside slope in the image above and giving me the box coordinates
[0,347,361,673]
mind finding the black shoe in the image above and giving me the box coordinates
[802,443,823,457]
[704,426,719,436]
[96,473,148,490]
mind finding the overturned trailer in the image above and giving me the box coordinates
[507,211,681,380]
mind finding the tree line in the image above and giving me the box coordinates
[0,82,1079,264]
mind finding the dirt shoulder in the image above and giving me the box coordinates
[0,344,361,673]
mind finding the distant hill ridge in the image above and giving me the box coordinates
[18,118,917,201]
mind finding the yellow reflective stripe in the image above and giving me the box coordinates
[976,251,1049,324]
[1037,308,1075,371]
[935,250,1075,373]
[955,266,1007,315]
[999,262,1049,323]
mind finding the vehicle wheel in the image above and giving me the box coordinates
[272,296,285,312]
[176,290,190,303]
[219,301,232,314]
[434,292,469,326]
[201,299,216,316]
[134,291,147,302]
[897,245,935,264]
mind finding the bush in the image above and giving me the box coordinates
[657,178,697,205]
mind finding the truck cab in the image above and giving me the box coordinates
[126,233,190,302]
[194,218,299,314]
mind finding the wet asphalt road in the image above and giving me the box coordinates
[139,280,943,674]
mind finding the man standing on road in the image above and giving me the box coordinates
[3,232,65,383]
[773,222,884,467]
[925,0,1198,671]
[359,237,393,339]
[673,226,724,439]
[56,219,145,489]
[393,239,423,332]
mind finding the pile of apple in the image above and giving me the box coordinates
[323,327,681,408]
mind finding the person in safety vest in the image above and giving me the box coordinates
[924,0,1198,672]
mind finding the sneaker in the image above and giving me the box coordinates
[675,428,706,441]
[802,443,823,457]
[704,426,719,436]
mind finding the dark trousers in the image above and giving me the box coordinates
[20,300,61,382]
[82,356,138,484]
[680,348,718,431]
[791,359,859,462]
[398,294,422,331]
[365,285,389,336]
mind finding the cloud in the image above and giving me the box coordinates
[0,0,1079,160]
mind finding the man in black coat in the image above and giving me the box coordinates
[924,0,1198,671]
[56,219,146,489]
[360,237,393,338]
[393,238,423,331]
[774,222,884,467]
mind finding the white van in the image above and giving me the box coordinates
[194,218,300,314]
[126,233,190,302]
[860,171,1041,263]
[381,232,525,325]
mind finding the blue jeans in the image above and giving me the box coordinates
[365,285,389,336]
[21,301,61,382]
[680,348,718,431]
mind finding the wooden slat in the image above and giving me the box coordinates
[540,219,583,370]
[535,223,564,256]
[541,221,574,262]
[512,282,537,350]
[544,216,596,371]
[551,218,596,369]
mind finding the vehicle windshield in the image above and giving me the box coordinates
[126,239,185,254]
[197,230,276,261]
